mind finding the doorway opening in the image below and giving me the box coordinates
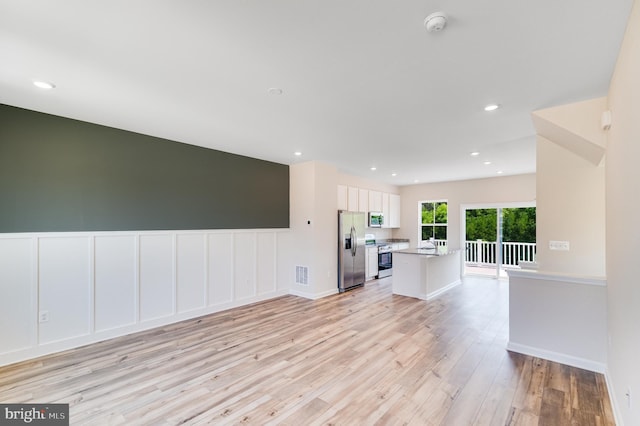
[462,204,536,278]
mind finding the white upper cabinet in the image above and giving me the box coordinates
[389,194,401,228]
[368,190,382,212]
[337,185,401,228]
[358,189,369,214]
[381,192,390,228]
[347,187,359,211]
[337,185,348,211]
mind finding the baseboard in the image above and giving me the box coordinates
[289,287,339,300]
[506,341,606,373]
[0,289,289,368]
[425,279,462,300]
[605,368,624,426]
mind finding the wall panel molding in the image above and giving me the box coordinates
[0,237,34,353]
[38,236,91,345]
[0,228,288,367]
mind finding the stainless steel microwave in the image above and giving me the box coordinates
[368,212,383,227]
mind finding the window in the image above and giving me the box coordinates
[420,200,448,243]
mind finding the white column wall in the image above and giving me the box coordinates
[605,0,640,424]
[287,161,339,299]
[0,229,288,367]
[507,270,607,373]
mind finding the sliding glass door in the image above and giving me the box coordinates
[463,204,536,278]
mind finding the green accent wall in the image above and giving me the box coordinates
[0,104,289,232]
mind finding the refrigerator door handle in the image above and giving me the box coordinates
[351,226,356,257]
[349,227,353,256]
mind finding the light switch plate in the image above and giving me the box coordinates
[549,240,570,251]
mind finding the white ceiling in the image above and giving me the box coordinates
[0,1,633,185]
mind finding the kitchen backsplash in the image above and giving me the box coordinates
[366,227,393,241]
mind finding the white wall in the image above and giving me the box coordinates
[397,174,536,249]
[606,0,640,423]
[535,136,606,276]
[314,162,340,295]
[0,229,288,367]
[286,161,339,299]
[286,162,316,296]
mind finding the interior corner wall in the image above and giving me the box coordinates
[286,162,315,295]
[397,174,536,250]
[287,161,338,298]
[313,162,339,295]
[605,0,640,423]
[535,136,606,276]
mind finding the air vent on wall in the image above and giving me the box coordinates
[295,266,309,285]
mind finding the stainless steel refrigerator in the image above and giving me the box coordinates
[338,210,366,292]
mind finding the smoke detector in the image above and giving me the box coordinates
[424,12,448,32]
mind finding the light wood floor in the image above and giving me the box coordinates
[0,277,615,425]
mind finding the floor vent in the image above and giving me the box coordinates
[295,266,309,285]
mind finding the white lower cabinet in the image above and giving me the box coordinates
[366,246,379,280]
[390,243,409,251]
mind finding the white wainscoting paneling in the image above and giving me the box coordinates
[94,235,137,332]
[38,237,91,345]
[139,234,175,322]
[0,238,34,352]
[234,233,257,301]
[176,233,206,313]
[257,232,276,295]
[208,233,234,306]
[0,229,288,367]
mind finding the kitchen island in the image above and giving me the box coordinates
[392,248,461,300]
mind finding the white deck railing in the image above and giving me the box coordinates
[463,240,536,267]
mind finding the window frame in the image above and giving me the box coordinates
[419,199,448,244]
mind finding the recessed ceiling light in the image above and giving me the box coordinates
[391,173,397,177]
[497,170,504,174]
[293,151,302,156]
[33,80,55,90]
[268,87,283,95]
[483,161,492,165]
[370,167,377,171]
[413,179,419,184]
[484,104,500,112]
[470,151,480,156]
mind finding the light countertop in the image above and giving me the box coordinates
[395,248,460,257]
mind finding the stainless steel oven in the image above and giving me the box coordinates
[378,245,393,278]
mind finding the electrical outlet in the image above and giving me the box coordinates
[549,240,570,251]
[39,310,49,323]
